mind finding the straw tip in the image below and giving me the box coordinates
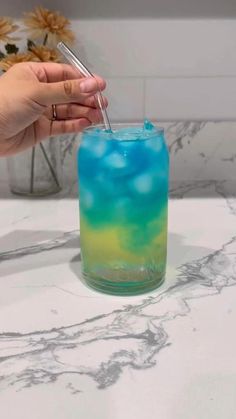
[57,41,64,50]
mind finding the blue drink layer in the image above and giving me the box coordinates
[78,121,169,295]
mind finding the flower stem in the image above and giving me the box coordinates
[43,33,48,46]
[39,142,60,188]
[30,146,35,193]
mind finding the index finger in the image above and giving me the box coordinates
[29,62,83,83]
[28,62,106,91]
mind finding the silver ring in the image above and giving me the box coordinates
[52,104,57,121]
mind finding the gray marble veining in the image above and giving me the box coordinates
[0,212,235,393]
[0,231,79,262]
[165,121,206,154]
[1,124,236,417]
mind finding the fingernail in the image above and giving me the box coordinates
[80,78,97,93]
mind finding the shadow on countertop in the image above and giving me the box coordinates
[0,230,214,297]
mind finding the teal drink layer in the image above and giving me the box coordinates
[78,121,169,295]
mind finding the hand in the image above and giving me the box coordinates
[0,62,107,156]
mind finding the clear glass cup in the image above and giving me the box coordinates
[7,138,62,197]
[78,123,169,295]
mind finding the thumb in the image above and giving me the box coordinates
[34,77,100,106]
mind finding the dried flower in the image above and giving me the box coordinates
[0,17,19,43]
[24,6,75,45]
[0,52,36,71]
[30,45,60,62]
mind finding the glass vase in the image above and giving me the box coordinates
[7,138,62,197]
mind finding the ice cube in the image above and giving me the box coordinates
[143,119,155,131]
[81,138,107,158]
[117,139,136,150]
[80,189,94,209]
[91,140,108,158]
[115,197,132,212]
[145,136,163,152]
[131,173,153,194]
[103,152,127,169]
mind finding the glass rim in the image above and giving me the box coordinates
[82,122,164,140]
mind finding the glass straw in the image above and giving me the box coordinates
[57,41,112,132]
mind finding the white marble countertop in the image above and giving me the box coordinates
[1,180,236,419]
